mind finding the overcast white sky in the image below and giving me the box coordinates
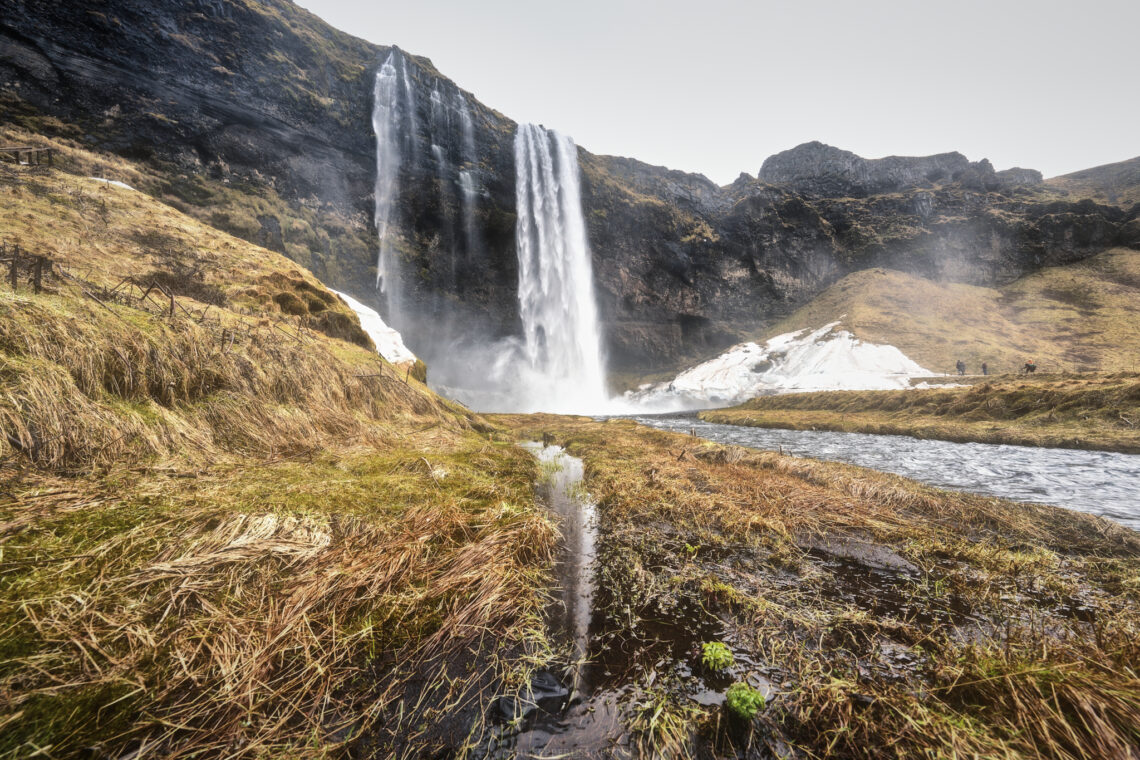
[298,0,1138,185]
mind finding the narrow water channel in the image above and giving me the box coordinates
[488,444,775,758]
[632,415,1140,530]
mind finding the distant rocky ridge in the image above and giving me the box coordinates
[758,141,1044,197]
[2,0,1136,376]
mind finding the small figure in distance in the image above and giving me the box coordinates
[1022,358,1037,374]
[981,362,988,376]
[956,359,966,376]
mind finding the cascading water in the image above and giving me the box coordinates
[369,53,610,413]
[512,124,608,412]
[372,49,417,324]
[456,93,481,263]
[372,53,400,296]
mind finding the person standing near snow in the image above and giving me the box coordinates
[981,362,988,376]
[956,359,966,376]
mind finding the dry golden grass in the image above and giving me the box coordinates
[0,437,557,758]
[760,255,1140,375]
[0,134,371,348]
[0,153,559,758]
[500,415,1140,759]
[705,372,1140,453]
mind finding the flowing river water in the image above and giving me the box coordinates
[633,414,1140,530]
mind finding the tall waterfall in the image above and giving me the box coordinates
[369,53,610,413]
[457,94,480,264]
[513,124,608,412]
[372,49,416,323]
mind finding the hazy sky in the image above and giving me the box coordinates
[298,0,1138,185]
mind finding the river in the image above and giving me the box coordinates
[631,415,1140,530]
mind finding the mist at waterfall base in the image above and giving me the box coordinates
[428,126,611,415]
[370,50,611,413]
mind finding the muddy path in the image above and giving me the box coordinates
[485,443,785,759]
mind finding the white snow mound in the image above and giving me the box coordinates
[626,321,934,411]
[88,177,136,191]
[330,289,417,365]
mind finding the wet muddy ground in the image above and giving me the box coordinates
[489,416,1140,759]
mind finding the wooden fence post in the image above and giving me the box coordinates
[32,256,43,294]
[9,245,18,290]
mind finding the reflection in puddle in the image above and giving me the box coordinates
[487,444,777,758]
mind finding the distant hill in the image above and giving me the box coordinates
[1047,156,1140,207]
[760,248,1140,375]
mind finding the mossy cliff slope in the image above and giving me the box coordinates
[3,1,1137,376]
[584,146,1138,373]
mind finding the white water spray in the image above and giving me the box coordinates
[372,50,418,323]
[372,52,401,296]
[513,124,608,412]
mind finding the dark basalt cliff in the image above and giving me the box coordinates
[583,146,1132,371]
[3,0,1137,376]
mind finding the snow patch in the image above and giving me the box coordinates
[626,322,935,411]
[330,289,417,365]
[88,177,135,191]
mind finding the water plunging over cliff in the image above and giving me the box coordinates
[513,125,608,413]
[372,49,415,323]
[369,55,608,412]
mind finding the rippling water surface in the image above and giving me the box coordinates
[632,415,1140,530]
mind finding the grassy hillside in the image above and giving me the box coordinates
[704,372,1140,453]
[1047,156,1140,207]
[761,250,1140,375]
[0,148,559,757]
[3,128,1140,759]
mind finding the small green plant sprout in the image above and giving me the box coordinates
[725,682,765,720]
[701,641,734,671]
[683,542,698,558]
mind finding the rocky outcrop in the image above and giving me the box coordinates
[757,141,1044,198]
[2,1,1134,378]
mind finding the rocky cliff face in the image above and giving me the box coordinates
[584,146,1133,372]
[3,0,1136,377]
[757,141,1045,197]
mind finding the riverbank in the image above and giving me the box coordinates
[500,414,1140,758]
[701,372,1140,453]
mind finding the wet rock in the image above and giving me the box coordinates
[494,671,569,723]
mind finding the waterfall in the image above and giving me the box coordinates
[513,124,608,412]
[372,52,401,296]
[369,54,609,413]
[456,93,480,263]
[372,49,417,324]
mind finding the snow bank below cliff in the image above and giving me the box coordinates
[625,322,935,411]
[331,289,417,365]
[88,177,136,191]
